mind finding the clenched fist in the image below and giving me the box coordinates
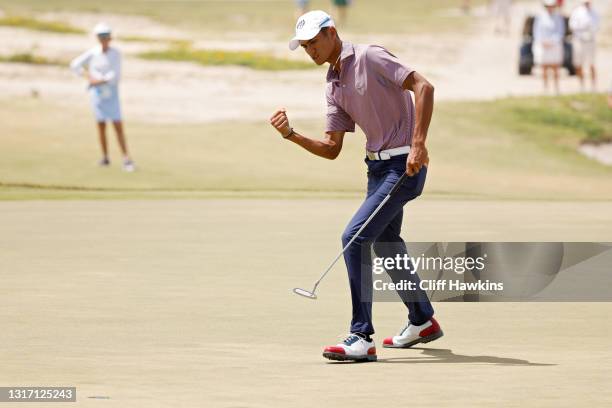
[269,108,293,138]
[406,142,429,176]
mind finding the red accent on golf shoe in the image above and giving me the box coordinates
[367,347,377,355]
[324,346,346,354]
[419,317,441,338]
[383,337,394,345]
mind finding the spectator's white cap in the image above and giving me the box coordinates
[542,0,557,6]
[94,22,112,35]
[288,10,335,51]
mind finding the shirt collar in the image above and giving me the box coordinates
[95,44,110,54]
[326,41,354,83]
[339,41,355,61]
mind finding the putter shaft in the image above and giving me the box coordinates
[307,173,408,294]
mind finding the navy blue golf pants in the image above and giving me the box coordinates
[342,155,434,335]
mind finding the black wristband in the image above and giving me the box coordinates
[283,128,295,139]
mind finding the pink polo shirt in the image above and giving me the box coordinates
[325,42,415,152]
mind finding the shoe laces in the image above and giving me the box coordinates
[338,333,362,346]
[399,323,412,336]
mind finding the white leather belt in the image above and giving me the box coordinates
[366,146,410,161]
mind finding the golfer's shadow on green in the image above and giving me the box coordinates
[375,348,556,366]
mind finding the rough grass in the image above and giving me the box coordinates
[502,96,612,143]
[0,94,610,200]
[0,0,482,37]
[0,52,65,66]
[117,35,181,44]
[0,15,83,33]
[138,45,314,71]
[480,95,612,143]
[117,35,161,43]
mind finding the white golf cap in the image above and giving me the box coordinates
[542,0,557,6]
[93,22,112,35]
[288,10,335,51]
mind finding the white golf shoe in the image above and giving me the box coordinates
[383,317,444,348]
[323,334,377,362]
[122,159,136,172]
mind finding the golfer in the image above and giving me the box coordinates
[270,10,443,362]
[70,23,135,172]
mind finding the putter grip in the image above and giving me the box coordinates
[389,173,408,196]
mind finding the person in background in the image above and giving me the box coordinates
[462,0,471,14]
[295,0,309,17]
[491,0,512,35]
[70,23,135,172]
[570,0,600,92]
[533,0,565,95]
[332,0,352,26]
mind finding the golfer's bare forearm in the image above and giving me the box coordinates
[412,83,434,146]
[403,72,434,146]
[286,131,343,160]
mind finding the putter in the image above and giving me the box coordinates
[293,172,409,299]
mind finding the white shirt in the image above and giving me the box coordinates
[70,45,121,86]
[533,11,565,45]
[569,4,600,42]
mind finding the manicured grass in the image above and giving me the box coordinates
[0,52,66,66]
[0,15,83,33]
[0,94,610,200]
[138,45,314,71]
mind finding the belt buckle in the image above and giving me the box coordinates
[367,151,391,160]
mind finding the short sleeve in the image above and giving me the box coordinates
[325,90,355,133]
[366,45,413,89]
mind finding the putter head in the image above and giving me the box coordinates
[293,287,317,299]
